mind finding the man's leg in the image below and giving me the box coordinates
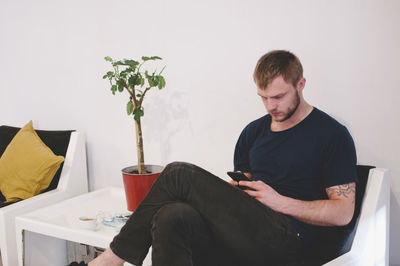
[90,202,232,266]
[110,162,303,265]
[151,202,220,266]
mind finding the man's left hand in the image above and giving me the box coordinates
[239,180,282,212]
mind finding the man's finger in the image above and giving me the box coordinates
[240,180,264,190]
[244,189,259,197]
[229,180,239,186]
[239,180,254,188]
[241,180,269,190]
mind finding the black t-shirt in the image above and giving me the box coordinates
[234,107,357,243]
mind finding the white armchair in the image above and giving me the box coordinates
[324,167,391,266]
[0,129,88,266]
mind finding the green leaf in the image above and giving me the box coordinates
[148,79,155,87]
[112,60,124,66]
[112,59,140,68]
[102,71,114,79]
[135,74,143,86]
[128,75,136,87]
[105,56,113,62]
[145,71,157,87]
[126,101,133,115]
[133,107,144,122]
[118,84,124,92]
[142,56,162,61]
[115,80,124,92]
[120,68,133,78]
[111,85,117,95]
[127,73,143,87]
[124,59,139,68]
[119,72,127,79]
[157,76,166,89]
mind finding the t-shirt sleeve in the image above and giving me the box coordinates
[322,126,358,188]
[233,127,251,172]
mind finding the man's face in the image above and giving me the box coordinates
[257,76,300,123]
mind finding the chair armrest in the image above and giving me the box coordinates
[1,189,76,217]
[324,168,390,266]
[56,131,88,192]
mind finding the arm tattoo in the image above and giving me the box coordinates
[326,183,356,198]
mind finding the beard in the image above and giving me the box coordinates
[274,91,300,122]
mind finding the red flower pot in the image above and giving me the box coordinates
[122,165,164,211]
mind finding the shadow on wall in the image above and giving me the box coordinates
[144,89,193,162]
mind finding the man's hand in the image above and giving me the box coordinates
[239,180,282,212]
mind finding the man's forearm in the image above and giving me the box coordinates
[241,180,355,227]
[278,196,354,226]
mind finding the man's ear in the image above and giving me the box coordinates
[296,77,306,92]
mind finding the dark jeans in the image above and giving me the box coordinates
[110,162,304,266]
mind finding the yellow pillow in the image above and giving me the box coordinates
[0,121,64,202]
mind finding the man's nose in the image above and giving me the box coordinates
[267,99,278,110]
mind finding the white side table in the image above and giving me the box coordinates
[15,187,151,266]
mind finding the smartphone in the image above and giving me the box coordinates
[227,171,251,190]
[227,171,249,182]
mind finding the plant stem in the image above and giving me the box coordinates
[120,79,136,107]
[134,118,146,174]
[138,87,150,107]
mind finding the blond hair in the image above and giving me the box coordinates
[253,50,303,88]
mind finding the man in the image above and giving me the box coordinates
[89,50,357,266]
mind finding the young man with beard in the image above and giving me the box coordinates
[89,50,357,266]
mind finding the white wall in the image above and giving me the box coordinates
[0,0,399,264]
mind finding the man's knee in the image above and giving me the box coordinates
[163,161,193,173]
[151,202,202,237]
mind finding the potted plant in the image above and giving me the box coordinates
[103,56,166,211]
